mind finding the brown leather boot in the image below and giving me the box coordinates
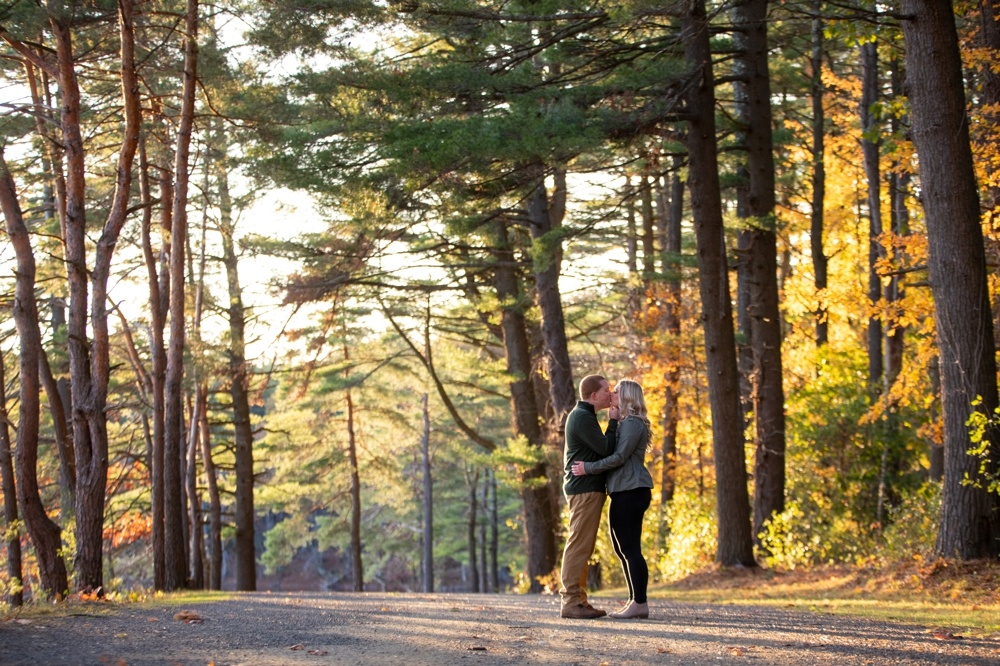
[560,603,604,619]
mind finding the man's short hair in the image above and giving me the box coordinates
[579,375,606,401]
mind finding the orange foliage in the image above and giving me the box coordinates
[105,512,152,548]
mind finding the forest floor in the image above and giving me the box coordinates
[2,561,999,665]
[658,558,1000,632]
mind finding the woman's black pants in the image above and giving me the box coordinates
[608,486,651,604]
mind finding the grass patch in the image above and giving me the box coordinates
[143,590,236,608]
[2,589,236,621]
[648,558,1000,635]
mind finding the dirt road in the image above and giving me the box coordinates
[2,592,998,665]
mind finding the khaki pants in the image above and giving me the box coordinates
[559,491,606,610]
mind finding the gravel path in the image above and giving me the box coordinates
[2,592,998,665]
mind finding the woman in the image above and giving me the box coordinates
[571,378,653,619]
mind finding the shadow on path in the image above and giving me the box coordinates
[2,592,997,665]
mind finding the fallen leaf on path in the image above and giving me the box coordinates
[289,644,305,650]
[656,647,673,654]
[307,649,328,656]
[932,630,963,640]
[146,617,158,622]
[173,610,202,623]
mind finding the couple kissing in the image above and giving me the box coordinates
[559,375,654,620]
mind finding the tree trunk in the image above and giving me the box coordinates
[733,0,786,548]
[640,172,656,278]
[0,149,69,599]
[38,348,75,506]
[49,0,142,593]
[975,0,1000,342]
[810,11,829,348]
[526,170,576,429]
[139,134,169,590]
[660,163,684,524]
[217,158,257,591]
[0,352,24,606]
[488,468,499,592]
[198,384,222,590]
[682,0,756,567]
[26,62,76,510]
[493,218,558,590]
[185,392,204,589]
[185,200,210,589]
[860,40,884,393]
[478,488,488,592]
[163,0,200,591]
[927,355,944,482]
[421,392,434,593]
[886,61,909,388]
[466,467,480,593]
[345,368,363,593]
[901,0,1000,559]
[626,176,638,275]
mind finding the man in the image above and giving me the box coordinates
[559,374,619,619]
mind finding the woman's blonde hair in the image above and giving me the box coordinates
[616,379,650,428]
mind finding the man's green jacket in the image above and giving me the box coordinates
[562,401,618,496]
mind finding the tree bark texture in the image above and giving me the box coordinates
[626,177,638,276]
[197,385,222,590]
[0,348,25,606]
[478,494,488,592]
[421,392,434,593]
[733,0,786,548]
[218,165,257,591]
[185,210,209,589]
[640,173,656,277]
[346,382,364,592]
[526,171,576,431]
[660,165,684,512]
[164,0,200,590]
[860,40,884,393]
[489,469,500,592]
[467,467,480,593]
[52,0,141,593]
[902,0,1000,559]
[979,0,1000,229]
[185,392,204,589]
[139,135,168,590]
[0,149,69,598]
[38,349,75,506]
[886,59,909,388]
[810,12,829,347]
[682,0,756,567]
[493,219,558,590]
